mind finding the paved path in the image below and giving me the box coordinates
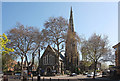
[33,74,101,79]
[30,75,119,81]
[3,75,120,81]
[38,75,87,79]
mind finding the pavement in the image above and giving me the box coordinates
[33,74,102,79]
[2,74,120,81]
[36,74,88,79]
[29,75,117,81]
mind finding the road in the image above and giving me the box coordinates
[33,74,102,79]
[30,75,119,81]
[2,74,119,81]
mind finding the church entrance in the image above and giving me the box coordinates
[46,67,52,76]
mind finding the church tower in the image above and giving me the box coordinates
[65,7,79,73]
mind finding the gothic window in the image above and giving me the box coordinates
[46,55,47,65]
[44,57,45,64]
[48,55,55,65]
[46,55,48,65]
[48,55,50,64]
[51,55,52,65]
[46,56,47,65]
[43,57,44,64]
[45,56,47,65]
[49,54,53,65]
[53,56,55,65]
[51,55,53,65]
[43,57,45,65]
[49,55,51,65]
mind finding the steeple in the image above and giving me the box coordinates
[70,7,73,20]
[69,6,74,32]
[65,7,79,73]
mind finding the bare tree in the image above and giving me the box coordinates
[81,39,92,67]
[32,29,47,72]
[7,23,41,70]
[81,33,112,79]
[43,17,68,73]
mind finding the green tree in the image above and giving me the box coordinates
[0,33,14,54]
[0,33,14,71]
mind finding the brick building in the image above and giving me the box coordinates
[113,42,120,75]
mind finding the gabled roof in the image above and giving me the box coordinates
[52,47,65,61]
[41,45,65,61]
[49,45,56,53]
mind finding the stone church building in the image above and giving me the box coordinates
[65,7,79,73]
[40,7,79,75]
[40,45,64,75]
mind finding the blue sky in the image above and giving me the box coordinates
[2,2,118,61]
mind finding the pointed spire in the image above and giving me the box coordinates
[70,6,73,20]
[69,6,74,32]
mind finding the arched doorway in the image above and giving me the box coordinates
[46,67,51,75]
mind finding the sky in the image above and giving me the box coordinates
[2,2,118,62]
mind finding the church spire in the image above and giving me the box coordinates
[69,6,74,32]
[65,7,79,73]
[70,7,73,20]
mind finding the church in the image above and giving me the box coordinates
[40,7,79,75]
[65,7,79,73]
[40,45,64,75]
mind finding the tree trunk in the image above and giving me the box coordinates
[21,55,24,77]
[57,43,60,73]
[38,48,41,74]
[38,48,40,68]
[93,61,97,79]
[21,56,23,70]
[56,38,60,73]
[25,54,29,71]
[31,45,40,67]
[31,52,35,67]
